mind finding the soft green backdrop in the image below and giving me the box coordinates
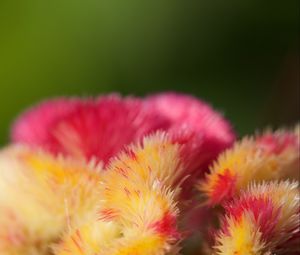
[0,0,299,145]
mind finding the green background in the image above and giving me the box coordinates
[0,0,299,145]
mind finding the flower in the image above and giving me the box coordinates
[214,181,300,255]
[54,133,182,255]
[7,92,236,253]
[1,91,300,254]
[199,126,299,205]
[256,125,300,180]
[12,93,235,184]
[0,145,101,254]
[11,95,168,165]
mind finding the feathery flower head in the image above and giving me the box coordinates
[11,95,168,164]
[3,91,299,254]
[215,181,300,255]
[55,132,182,255]
[7,92,236,254]
[200,126,299,205]
[0,145,102,254]
[12,93,235,181]
[256,125,300,179]
[256,125,299,154]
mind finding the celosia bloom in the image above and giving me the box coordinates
[200,126,299,205]
[12,93,235,184]
[11,95,167,164]
[215,181,300,255]
[0,145,101,254]
[3,91,298,254]
[256,125,300,180]
[55,133,182,255]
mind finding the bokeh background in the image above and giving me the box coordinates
[0,0,299,145]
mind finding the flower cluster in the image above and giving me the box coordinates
[0,92,298,255]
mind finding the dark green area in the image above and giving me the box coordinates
[0,0,299,145]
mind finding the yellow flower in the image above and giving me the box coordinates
[0,145,102,254]
[55,132,182,255]
[200,126,299,205]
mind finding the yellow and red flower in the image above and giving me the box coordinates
[200,126,299,205]
[214,181,300,255]
[55,133,182,255]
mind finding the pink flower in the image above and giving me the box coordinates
[12,93,235,184]
[11,95,168,164]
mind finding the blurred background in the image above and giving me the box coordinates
[0,0,299,145]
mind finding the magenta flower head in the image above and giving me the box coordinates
[11,95,168,164]
[11,92,235,197]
